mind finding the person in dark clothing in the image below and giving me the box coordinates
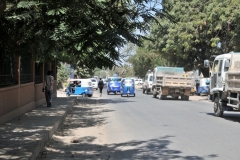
[44,71,54,107]
[98,78,104,97]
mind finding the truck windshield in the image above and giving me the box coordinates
[213,60,219,73]
[149,76,153,81]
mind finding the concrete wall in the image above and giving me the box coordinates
[0,81,57,125]
[0,57,57,125]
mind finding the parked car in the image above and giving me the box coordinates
[91,78,98,90]
[137,79,143,85]
[134,79,143,85]
[135,79,139,85]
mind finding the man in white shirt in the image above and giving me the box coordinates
[44,71,54,107]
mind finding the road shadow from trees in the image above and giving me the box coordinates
[39,135,215,159]
[37,98,218,159]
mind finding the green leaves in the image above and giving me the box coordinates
[17,1,38,9]
[46,7,68,16]
[146,0,240,75]
[1,0,166,70]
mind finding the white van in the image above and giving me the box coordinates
[142,72,153,94]
[138,79,143,85]
[135,79,139,84]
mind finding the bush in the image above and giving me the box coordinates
[57,63,71,89]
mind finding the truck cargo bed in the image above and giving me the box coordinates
[156,76,193,88]
[225,71,240,92]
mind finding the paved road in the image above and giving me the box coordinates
[38,88,240,160]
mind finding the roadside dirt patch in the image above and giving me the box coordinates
[37,98,113,159]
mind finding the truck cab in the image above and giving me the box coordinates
[204,52,240,117]
[208,54,231,94]
[142,71,153,94]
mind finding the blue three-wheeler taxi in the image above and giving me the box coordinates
[196,78,210,96]
[66,79,93,97]
[107,77,122,95]
[121,78,135,97]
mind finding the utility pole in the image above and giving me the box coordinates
[225,20,231,52]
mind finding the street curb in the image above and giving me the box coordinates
[30,98,76,160]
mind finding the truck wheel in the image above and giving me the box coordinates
[153,93,157,98]
[159,92,165,100]
[181,95,184,100]
[214,97,223,117]
[181,95,188,100]
[152,88,157,98]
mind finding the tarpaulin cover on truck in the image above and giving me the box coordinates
[156,67,184,76]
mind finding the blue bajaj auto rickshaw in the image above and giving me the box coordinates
[121,78,135,97]
[196,78,210,96]
[66,79,93,97]
[107,77,122,95]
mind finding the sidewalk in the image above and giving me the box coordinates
[0,94,75,160]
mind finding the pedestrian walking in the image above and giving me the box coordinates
[44,71,54,107]
[98,78,104,97]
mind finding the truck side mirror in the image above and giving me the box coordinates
[204,60,209,68]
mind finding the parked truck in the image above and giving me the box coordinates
[152,66,194,100]
[204,52,240,117]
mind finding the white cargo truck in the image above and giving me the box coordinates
[204,52,240,117]
[142,71,153,94]
[152,67,194,100]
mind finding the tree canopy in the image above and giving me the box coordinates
[128,43,169,78]
[1,0,166,70]
[148,0,240,77]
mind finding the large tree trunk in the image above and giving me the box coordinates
[0,0,6,16]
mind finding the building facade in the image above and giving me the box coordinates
[0,56,57,125]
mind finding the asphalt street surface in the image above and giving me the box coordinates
[38,88,240,160]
